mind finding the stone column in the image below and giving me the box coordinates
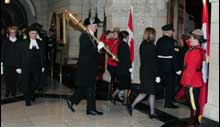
[202,0,219,124]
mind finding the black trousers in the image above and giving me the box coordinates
[4,66,17,96]
[186,87,200,118]
[161,72,175,106]
[69,85,96,111]
[23,66,41,102]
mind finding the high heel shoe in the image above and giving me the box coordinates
[127,105,133,116]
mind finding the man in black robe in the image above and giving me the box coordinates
[17,26,46,106]
[1,26,21,97]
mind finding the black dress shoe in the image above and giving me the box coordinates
[25,101,31,106]
[94,110,103,115]
[65,98,75,112]
[87,111,97,116]
[149,113,158,119]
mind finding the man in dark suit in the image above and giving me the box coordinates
[16,26,46,106]
[66,17,104,115]
[156,24,178,109]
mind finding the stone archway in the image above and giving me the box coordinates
[1,0,28,28]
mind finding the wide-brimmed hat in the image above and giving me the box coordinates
[113,27,120,33]
[191,29,206,43]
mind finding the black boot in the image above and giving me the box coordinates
[65,98,75,112]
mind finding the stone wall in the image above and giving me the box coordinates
[203,0,219,122]
[104,0,168,83]
[46,0,107,59]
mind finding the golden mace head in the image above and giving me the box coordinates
[64,10,119,62]
[65,10,86,31]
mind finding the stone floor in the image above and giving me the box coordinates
[1,99,165,127]
[1,79,196,127]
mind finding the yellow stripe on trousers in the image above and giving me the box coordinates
[189,87,197,110]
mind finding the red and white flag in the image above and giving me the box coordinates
[127,5,135,73]
[202,0,210,83]
[199,0,210,118]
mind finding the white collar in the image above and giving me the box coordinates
[29,39,39,49]
[9,37,17,42]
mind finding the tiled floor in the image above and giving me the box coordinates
[1,79,193,127]
[1,98,165,127]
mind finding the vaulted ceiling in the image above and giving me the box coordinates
[1,0,28,28]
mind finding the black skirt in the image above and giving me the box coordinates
[118,74,131,90]
[139,79,156,95]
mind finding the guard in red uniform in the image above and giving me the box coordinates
[99,27,120,99]
[180,29,206,126]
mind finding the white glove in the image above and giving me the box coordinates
[1,62,3,75]
[16,68,22,74]
[42,67,45,72]
[97,42,105,50]
[155,76,161,83]
[129,68,133,73]
[176,70,182,75]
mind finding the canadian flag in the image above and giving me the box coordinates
[201,0,210,83]
[199,0,210,118]
[127,5,135,75]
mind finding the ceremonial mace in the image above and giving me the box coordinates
[64,10,119,62]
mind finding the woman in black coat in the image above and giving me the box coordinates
[130,27,160,118]
[112,31,131,105]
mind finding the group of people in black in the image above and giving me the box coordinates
[1,24,57,106]
[65,16,207,127]
[1,17,206,127]
[64,16,176,117]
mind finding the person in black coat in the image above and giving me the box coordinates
[1,26,21,97]
[155,24,178,108]
[65,17,104,116]
[112,31,131,105]
[16,26,46,106]
[175,34,190,102]
[129,27,160,117]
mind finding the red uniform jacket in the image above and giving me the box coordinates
[99,33,119,67]
[181,46,205,88]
